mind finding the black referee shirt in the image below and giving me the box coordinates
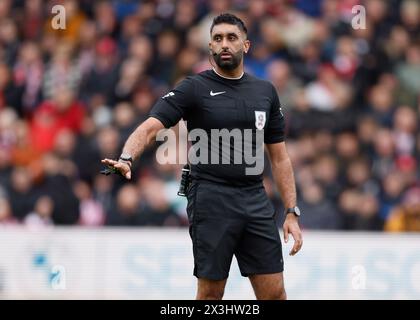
[149,69,285,186]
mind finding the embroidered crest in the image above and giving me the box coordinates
[255,111,266,130]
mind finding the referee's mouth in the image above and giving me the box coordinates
[220,52,233,59]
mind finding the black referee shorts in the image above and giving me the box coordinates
[186,179,284,281]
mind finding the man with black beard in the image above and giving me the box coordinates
[102,13,303,300]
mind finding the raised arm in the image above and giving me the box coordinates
[121,116,164,161]
[101,76,195,179]
[101,116,164,179]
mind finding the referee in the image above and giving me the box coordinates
[102,13,303,300]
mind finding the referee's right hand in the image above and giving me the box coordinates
[101,158,132,180]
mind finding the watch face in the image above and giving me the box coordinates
[294,206,301,216]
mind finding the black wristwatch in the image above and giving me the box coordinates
[119,153,133,166]
[285,206,301,217]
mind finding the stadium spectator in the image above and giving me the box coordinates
[0,1,417,231]
[23,195,54,227]
[0,197,18,226]
[385,187,420,232]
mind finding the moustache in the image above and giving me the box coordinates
[213,50,236,57]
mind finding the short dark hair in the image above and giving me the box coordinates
[210,13,247,36]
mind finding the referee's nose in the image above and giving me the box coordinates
[222,38,230,51]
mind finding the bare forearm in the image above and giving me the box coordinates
[122,117,163,161]
[271,157,296,209]
[266,143,302,254]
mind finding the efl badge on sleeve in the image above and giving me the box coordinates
[255,111,266,130]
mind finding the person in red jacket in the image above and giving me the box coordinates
[30,87,85,153]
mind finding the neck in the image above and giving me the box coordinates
[213,65,244,79]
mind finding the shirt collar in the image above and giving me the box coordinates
[212,67,244,80]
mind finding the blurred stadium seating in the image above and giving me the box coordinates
[0,0,419,300]
[1,0,418,231]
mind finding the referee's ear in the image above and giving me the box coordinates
[243,39,250,54]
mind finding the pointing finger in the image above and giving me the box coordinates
[101,159,117,165]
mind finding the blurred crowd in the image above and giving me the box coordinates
[0,0,419,231]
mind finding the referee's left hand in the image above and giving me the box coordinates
[283,214,303,256]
